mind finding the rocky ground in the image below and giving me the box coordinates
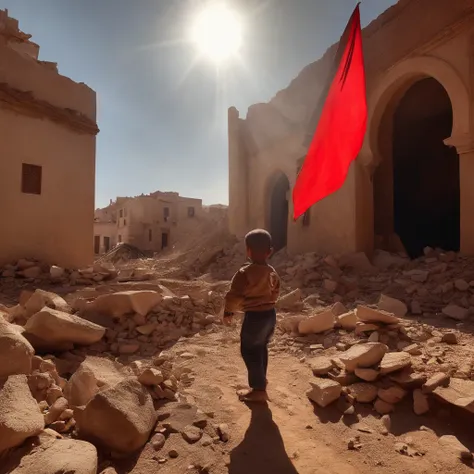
[1,244,474,474]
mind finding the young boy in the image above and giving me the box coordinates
[223,229,280,402]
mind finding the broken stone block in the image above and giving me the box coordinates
[331,302,347,317]
[374,398,394,415]
[0,375,45,452]
[348,383,378,403]
[356,305,399,325]
[306,378,342,407]
[276,289,303,311]
[402,343,422,356]
[422,373,450,394]
[378,386,407,404]
[390,371,426,390]
[309,357,333,376]
[413,389,429,415]
[404,269,429,283]
[138,368,164,386]
[355,322,380,335]
[433,378,474,413]
[439,435,472,461]
[298,309,335,335]
[21,266,42,279]
[354,367,379,382]
[379,352,411,375]
[339,343,388,372]
[89,290,163,318]
[337,311,357,330]
[377,295,407,317]
[442,305,469,321]
[24,289,71,318]
[0,320,34,378]
[75,379,157,453]
[24,308,105,351]
[50,266,66,279]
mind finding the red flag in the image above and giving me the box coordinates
[292,4,367,219]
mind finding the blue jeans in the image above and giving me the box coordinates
[240,309,276,390]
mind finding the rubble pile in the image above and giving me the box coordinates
[274,298,474,446]
[95,243,147,265]
[0,286,229,473]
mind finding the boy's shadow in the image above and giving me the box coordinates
[229,402,299,474]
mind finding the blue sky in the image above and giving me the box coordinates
[3,0,397,207]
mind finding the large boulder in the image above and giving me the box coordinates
[65,356,126,407]
[24,308,105,351]
[88,290,163,318]
[339,343,388,372]
[0,375,44,452]
[10,437,98,474]
[23,290,71,319]
[298,309,335,334]
[75,378,157,453]
[0,320,34,378]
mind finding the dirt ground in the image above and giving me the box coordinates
[97,318,473,474]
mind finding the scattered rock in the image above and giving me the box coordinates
[374,399,394,415]
[339,343,388,372]
[442,305,469,321]
[309,357,333,376]
[378,386,407,404]
[348,383,378,403]
[442,332,458,345]
[138,368,164,386]
[0,375,44,452]
[433,378,474,414]
[9,438,98,474]
[354,367,379,382]
[298,309,335,335]
[0,320,34,378]
[402,344,422,356]
[390,371,426,390]
[413,389,429,415]
[377,295,407,317]
[24,308,105,350]
[439,435,472,461]
[151,433,166,451]
[75,379,157,453]
[307,378,342,407]
[217,423,230,442]
[381,415,391,434]
[422,373,450,394]
[182,425,202,444]
[379,352,411,375]
[454,279,469,292]
[357,305,399,325]
[277,289,303,311]
[338,311,357,330]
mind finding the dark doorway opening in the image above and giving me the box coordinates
[391,78,459,258]
[94,235,100,254]
[104,236,110,253]
[269,173,290,252]
[161,232,169,249]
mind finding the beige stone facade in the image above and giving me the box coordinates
[0,10,98,268]
[94,192,203,254]
[229,0,474,258]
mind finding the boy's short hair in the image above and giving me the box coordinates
[245,229,273,253]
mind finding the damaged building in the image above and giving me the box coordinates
[94,191,203,254]
[228,0,474,258]
[0,10,98,268]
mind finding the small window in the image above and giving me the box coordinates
[21,164,42,195]
[149,229,152,242]
[118,235,122,243]
[123,219,127,226]
[188,207,195,218]
[164,207,170,221]
[302,210,311,227]
[119,209,123,218]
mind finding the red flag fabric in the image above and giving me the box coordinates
[292,4,367,219]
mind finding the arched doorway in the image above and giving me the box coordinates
[268,173,290,251]
[374,77,460,258]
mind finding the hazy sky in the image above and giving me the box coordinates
[3,0,397,207]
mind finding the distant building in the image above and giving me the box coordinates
[229,0,474,258]
[0,10,98,267]
[94,191,203,254]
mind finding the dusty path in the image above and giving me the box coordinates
[124,328,473,474]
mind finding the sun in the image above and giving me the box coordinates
[190,3,243,62]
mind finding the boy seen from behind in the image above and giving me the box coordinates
[223,229,280,402]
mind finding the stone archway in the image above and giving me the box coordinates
[358,55,471,256]
[373,77,460,257]
[266,172,290,251]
